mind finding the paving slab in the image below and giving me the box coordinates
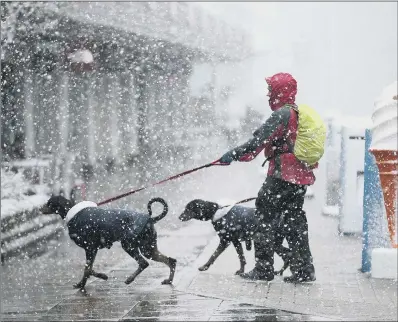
[3,161,395,321]
[174,195,398,321]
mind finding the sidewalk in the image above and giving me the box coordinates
[2,160,396,321]
[1,221,330,322]
[174,196,398,321]
[2,161,330,321]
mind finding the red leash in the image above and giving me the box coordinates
[97,160,227,206]
[235,197,257,205]
[220,197,257,209]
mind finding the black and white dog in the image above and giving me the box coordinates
[179,199,291,275]
[40,195,176,289]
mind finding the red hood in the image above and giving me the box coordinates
[266,73,297,111]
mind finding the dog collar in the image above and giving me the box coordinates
[213,205,234,222]
[65,201,98,224]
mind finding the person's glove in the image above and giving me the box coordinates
[219,151,236,165]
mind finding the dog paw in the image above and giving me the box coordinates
[235,270,244,275]
[125,277,135,285]
[95,273,108,280]
[161,279,172,285]
[73,282,85,289]
[198,265,209,271]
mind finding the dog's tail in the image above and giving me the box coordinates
[147,197,169,223]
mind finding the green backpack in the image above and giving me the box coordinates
[291,104,327,166]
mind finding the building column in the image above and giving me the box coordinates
[57,71,71,196]
[58,71,69,162]
[208,62,218,137]
[95,74,107,160]
[119,72,138,160]
[85,75,96,166]
[135,68,150,183]
[108,74,121,164]
[96,73,117,165]
[23,68,35,158]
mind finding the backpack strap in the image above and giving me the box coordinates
[261,105,298,167]
[288,104,299,113]
[286,106,298,152]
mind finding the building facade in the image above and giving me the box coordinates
[1,2,251,185]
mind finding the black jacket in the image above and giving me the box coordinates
[212,205,258,242]
[67,204,150,249]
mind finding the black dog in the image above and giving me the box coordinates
[179,199,291,276]
[40,196,176,289]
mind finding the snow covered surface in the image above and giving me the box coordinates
[43,2,251,61]
[1,169,50,218]
[1,222,63,255]
[1,214,59,241]
[371,248,398,279]
[3,158,51,167]
[1,194,49,219]
[370,81,398,151]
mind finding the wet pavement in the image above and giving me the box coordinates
[174,182,398,321]
[1,221,329,321]
[2,159,396,321]
[2,231,332,321]
[1,159,333,321]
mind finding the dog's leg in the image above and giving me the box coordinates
[74,248,98,289]
[199,240,230,271]
[274,231,291,276]
[148,247,177,285]
[90,270,109,280]
[122,245,149,285]
[232,240,246,275]
[278,255,291,275]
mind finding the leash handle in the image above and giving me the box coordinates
[97,159,224,206]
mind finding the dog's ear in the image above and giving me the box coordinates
[50,196,63,213]
[191,199,206,211]
[40,196,58,214]
[41,195,74,218]
[60,196,75,212]
[192,200,219,221]
[179,200,202,221]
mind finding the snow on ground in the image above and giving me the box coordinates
[1,168,50,218]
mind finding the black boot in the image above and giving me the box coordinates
[283,210,316,283]
[284,264,316,283]
[244,220,275,281]
[240,268,274,281]
[283,273,316,283]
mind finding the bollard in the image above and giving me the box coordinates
[363,81,397,277]
[361,130,386,272]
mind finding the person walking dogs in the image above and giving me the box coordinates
[218,72,326,283]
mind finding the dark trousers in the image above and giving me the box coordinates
[253,176,315,277]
